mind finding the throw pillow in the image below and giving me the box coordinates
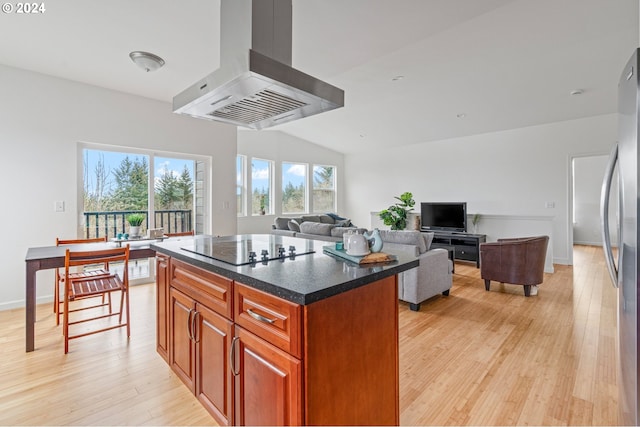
[325,212,347,221]
[288,220,301,232]
[299,221,335,236]
[335,219,353,227]
[319,214,335,224]
[422,232,434,251]
[274,217,290,230]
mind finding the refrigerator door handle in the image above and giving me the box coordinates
[600,142,619,288]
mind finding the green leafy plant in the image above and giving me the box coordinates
[472,213,481,227]
[379,192,415,230]
[126,213,145,226]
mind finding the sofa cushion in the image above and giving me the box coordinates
[301,215,322,223]
[300,221,335,236]
[288,220,301,232]
[380,230,428,254]
[274,217,290,230]
[318,214,336,224]
[422,232,434,251]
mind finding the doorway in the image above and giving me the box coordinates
[570,153,618,264]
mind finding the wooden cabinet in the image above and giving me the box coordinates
[194,302,233,424]
[169,287,195,390]
[168,259,234,426]
[232,326,303,426]
[232,282,304,426]
[155,253,170,361]
[158,253,400,426]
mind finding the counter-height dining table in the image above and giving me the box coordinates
[24,242,156,352]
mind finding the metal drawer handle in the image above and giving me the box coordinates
[230,336,240,376]
[246,308,276,324]
[186,309,194,341]
[191,311,200,343]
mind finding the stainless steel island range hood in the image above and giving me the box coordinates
[173,0,344,130]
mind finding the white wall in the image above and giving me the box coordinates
[344,114,617,266]
[573,155,619,246]
[237,130,345,234]
[0,64,237,310]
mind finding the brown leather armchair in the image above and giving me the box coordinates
[480,236,549,297]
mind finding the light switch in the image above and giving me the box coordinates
[54,201,65,212]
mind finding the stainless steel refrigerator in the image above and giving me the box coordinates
[601,48,639,426]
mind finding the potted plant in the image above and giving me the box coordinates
[379,192,415,230]
[126,213,145,238]
[471,213,481,234]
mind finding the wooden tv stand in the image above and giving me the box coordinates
[425,231,486,268]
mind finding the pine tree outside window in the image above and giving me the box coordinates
[312,165,336,213]
[282,162,307,214]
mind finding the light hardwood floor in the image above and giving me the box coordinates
[0,245,617,425]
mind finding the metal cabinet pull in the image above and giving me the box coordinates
[246,308,276,324]
[186,309,194,341]
[229,336,240,376]
[191,311,200,343]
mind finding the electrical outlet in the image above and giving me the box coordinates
[545,201,555,209]
[54,201,65,212]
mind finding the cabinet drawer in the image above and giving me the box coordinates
[455,246,478,261]
[234,282,302,358]
[171,258,233,320]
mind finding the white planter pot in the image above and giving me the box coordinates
[129,226,141,237]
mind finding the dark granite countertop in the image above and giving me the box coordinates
[151,234,419,305]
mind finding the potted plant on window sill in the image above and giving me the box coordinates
[126,213,145,238]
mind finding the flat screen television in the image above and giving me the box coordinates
[420,202,467,233]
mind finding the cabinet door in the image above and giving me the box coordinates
[169,287,195,392]
[233,326,302,426]
[155,254,170,361]
[194,302,234,425]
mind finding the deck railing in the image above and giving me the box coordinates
[83,209,192,239]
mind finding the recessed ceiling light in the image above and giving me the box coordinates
[456,113,466,119]
[391,75,404,82]
[570,89,584,96]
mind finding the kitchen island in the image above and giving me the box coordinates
[151,234,418,426]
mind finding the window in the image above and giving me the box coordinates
[81,144,209,282]
[312,165,336,212]
[251,158,272,215]
[154,156,195,234]
[282,162,307,214]
[236,155,245,216]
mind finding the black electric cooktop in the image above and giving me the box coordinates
[181,235,316,266]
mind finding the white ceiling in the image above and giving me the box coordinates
[0,0,637,154]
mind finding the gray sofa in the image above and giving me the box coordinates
[379,230,453,311]
[271,214,366,242]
